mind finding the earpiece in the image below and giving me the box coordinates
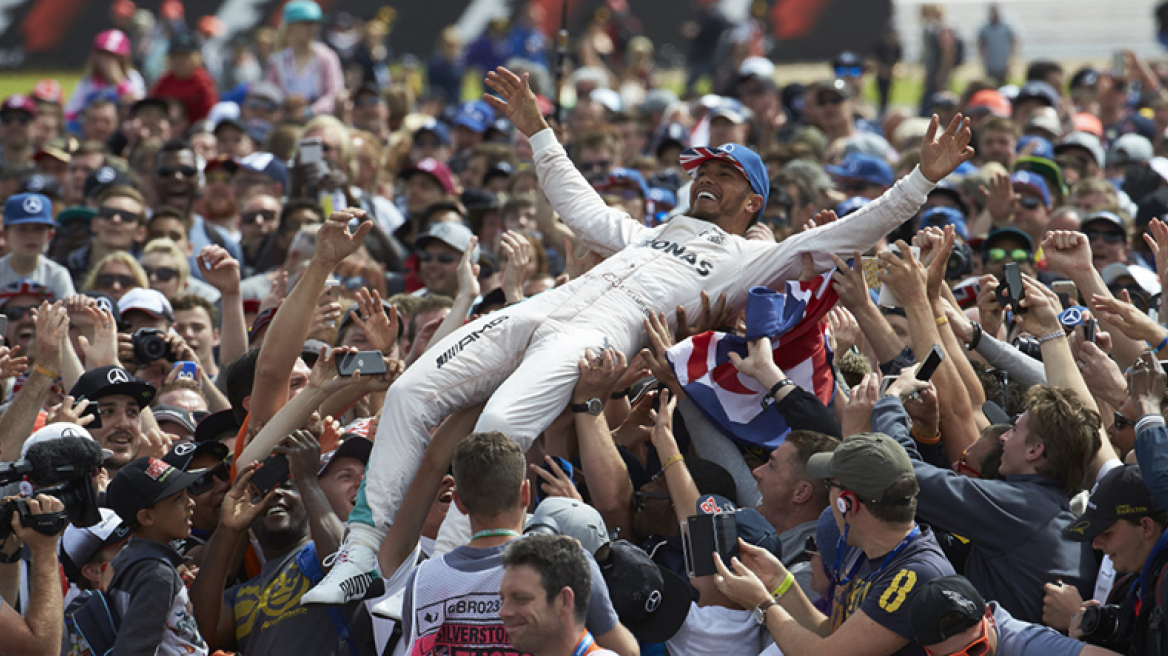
[836,491,857,516]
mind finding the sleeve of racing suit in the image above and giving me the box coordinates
[530,128,651,257]
[741,166,936,286]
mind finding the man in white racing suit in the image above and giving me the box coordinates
[301,66,975,607]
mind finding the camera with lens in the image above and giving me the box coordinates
[132,328,173,365]
[1011,336,1043,361]
[0,435,103,541]
[1080,603,1132,652]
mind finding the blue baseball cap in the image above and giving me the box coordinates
[679,142,769,209]
[4,193,54,227]
[646,187,677,208]
[825,152,894,188]
[236,152,289,190]
[453,100,495,134]
[283,0,322,24]
[835,196,870,217]
[414,117,451,145]
[919,206,968,240]
[1016,135,1054,160]
[1010,170,1052,208]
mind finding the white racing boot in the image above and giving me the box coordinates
[301,524,382,605]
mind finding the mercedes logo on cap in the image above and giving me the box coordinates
[107,368,130,384]
[173,442,196,457]
[22,195,42,214]
[60,427,81,439]
[96,167,116,184]
[645,590,662,613]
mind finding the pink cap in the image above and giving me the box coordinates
[32,79,61,104]
[966,89,1012,118]
[404,157,457,195]
[1073,112,1104,138]
[93,29,131,57]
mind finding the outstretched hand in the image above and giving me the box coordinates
[483,67,550,138]
[919,113,975,183]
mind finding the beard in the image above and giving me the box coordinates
[206,193,238,220]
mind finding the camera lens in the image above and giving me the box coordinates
[133,328,171,364]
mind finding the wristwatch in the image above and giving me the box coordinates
[754,598,777,625]
[570,398,604,415]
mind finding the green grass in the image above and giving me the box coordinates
[0,72,82,100]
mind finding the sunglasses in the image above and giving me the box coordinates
[1114,411,1137,430]
[632,488,672,512]
[1017,195,1043,210]
[1083,229,1125,245]
[157,165,198,179]
[1,113,32,125]
[245,99,278,112]
[242,209,277,224]
[1,305,35,321]
[987,248,1032,264]
[925,613,992,656]
[144,266,179,282]
[418,252,458,264]
[97,207,144,224]
[96,273,137,289]
[955,444,982,478]
[189,462,231,495]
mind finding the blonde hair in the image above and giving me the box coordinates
[82,251,149,293]
[142,238,191,291]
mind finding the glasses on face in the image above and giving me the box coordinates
[824,479,846,493]
[1,112,32,125]
[144,266,179,282]
[188,462,231,495]
[987,248,1032,264]
[157,165,198,179]
[1,305,35,321]
[1114,411,1137,430]
[245,99,278,112]
[97,207,144,224]
[632,489,672,512]
[242,209,277,225]
[956,444,982,478]
[96,273,136,289]
[1083,229,1126,245]
[579,160,611,174]
[925,614,992,656]
[1017,195,1042,211]
[418,252,458,264]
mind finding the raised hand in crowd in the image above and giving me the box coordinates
[529,455,583,502]
[1016,276,1064,338]
[30,300,69,372]
[0,345,27,379]
[1129,350,1168,419]
[314,208,374,271]
[878,240,929,304]
[500,230,531,304]
[918,113,975,183]
[1091,290,1168,346]
[979,169,1016,225]
[75,306,120,368]
[1070,331,1127,410]
[675,290,735,341]
[800,208,838,233]
[841,372,880,436]
[46,395,93,427]
[197,245,241,295]
[455,234,481,302]
[483,66,550,137]
[350,288,399,354]
[827,306,862,354]
[640,311,684,398]
[1042,230,1094,278]
[975,274,1005,339]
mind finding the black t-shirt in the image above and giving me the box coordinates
[829,526,954,656]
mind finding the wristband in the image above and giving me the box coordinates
[0,547,21,564]
[1153,334,1168,354]
[660,454,685,473]
[33,364,59,380]
[1036,330,1066,345]
[770,571,796,599]
[768,379,795,397]
[935,315,949,327]
[611,387,631,400]
[966,322,983,351]
[911,423,942,445]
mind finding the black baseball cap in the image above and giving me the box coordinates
[910,575,987,646]
[194,409,242,446]
[83,165,133,200]
[318,436,372,476]
[599,540,690,642]
[106,456,201,526]
[153,405,196,434]
[68,365,156,429]
[163,440,230,471]
[1064,464,1161,542]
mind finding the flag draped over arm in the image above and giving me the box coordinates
[666,272,839,451]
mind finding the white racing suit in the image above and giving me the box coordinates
[353,128,937,532]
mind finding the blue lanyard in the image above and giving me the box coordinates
[835,525,920,588]
[572,631,595,656]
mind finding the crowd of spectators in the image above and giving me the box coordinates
[3,1,1168,655]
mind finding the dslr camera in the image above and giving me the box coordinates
[1080,603,1132,653]
[132,328,173,365]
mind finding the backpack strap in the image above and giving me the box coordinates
[70,591,121,656]
[297,543,361,656]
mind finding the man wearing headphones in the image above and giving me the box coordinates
[713,432,955,656]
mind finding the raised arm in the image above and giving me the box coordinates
[197,246,248,368]
[829,252,906,365]
[572,349,637,537]
[484,67,649,256]
[0,302,68,459]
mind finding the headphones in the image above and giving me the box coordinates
[836,491,858,516]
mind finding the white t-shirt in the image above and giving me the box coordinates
[0,254,75,300]
[665,602,768,656]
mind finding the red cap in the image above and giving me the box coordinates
[93,29,131,57]
[198,15,225,37]
[403,158,456,195]
[1074,112,1104,138]
[32,79,62,104]
[1,94,37,118]
[966,89,1011,118]
[161,0,184,21]
[111,0,136,19]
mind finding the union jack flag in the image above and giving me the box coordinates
[666,273,838,451]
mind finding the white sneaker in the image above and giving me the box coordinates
[301,539,379,605]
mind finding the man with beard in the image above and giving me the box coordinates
[198,157,242,241]
[163,440,232,559]
[190,429,374,655]
[237,192,282,276]
[153,140,243,265]
[68,364,157,478]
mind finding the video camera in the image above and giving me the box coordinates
[0,435,104,540]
